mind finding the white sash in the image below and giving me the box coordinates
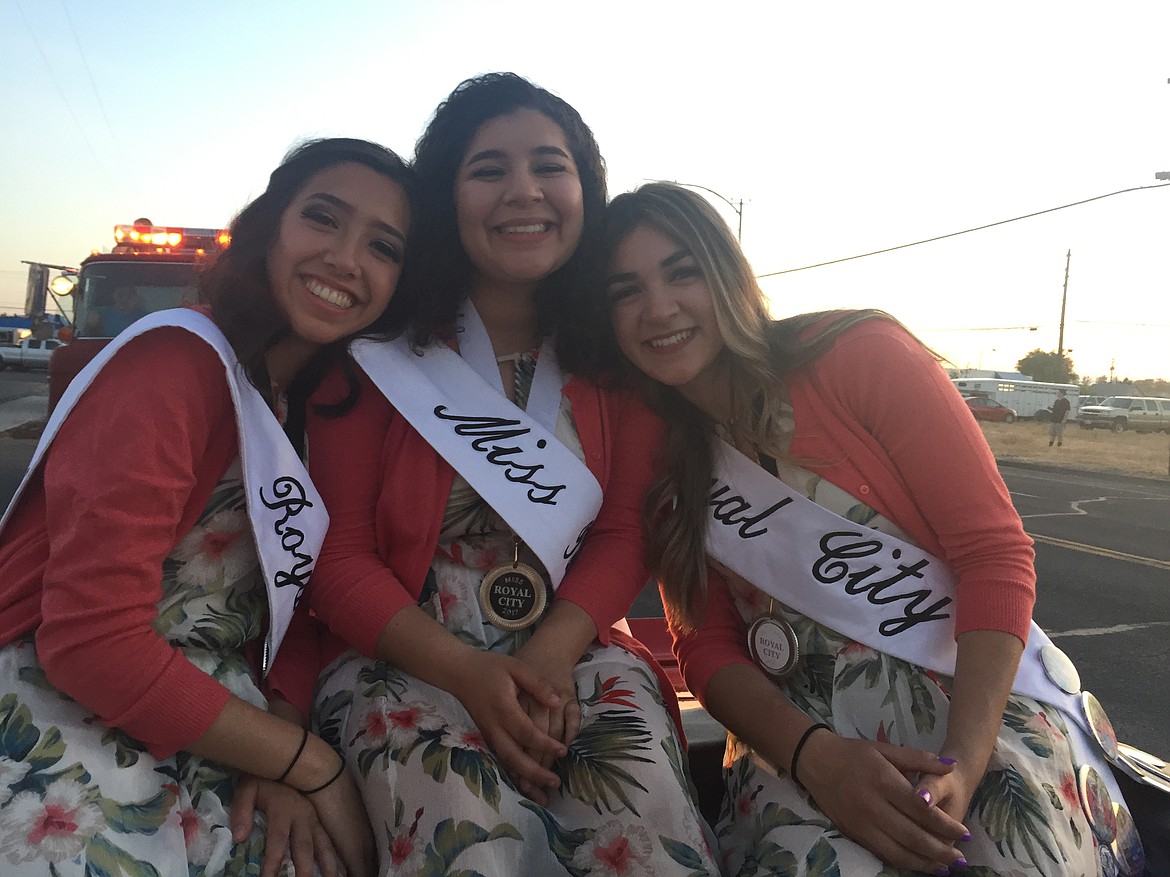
[349,323,602,587]
[705,439,1124,800]
[0,310,327,675]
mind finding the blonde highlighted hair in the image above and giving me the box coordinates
[597,183,905,631]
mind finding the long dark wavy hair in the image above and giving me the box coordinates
[198,138,416,415]
[400,72,607,354]
[583,183,904,631]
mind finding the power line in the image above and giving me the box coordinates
[60,0,123,164]
[13,0,111,186]
[757,183,1170,278]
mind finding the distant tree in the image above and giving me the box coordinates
[1017,349,1077,383]
[1136,378,1170,397]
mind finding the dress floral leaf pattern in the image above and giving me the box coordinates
[970,765,1062,866]
[0,465,290,876]
[557,709,653,816]
[419,817,523,877]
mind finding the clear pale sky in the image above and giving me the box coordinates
[2,1,1166,381]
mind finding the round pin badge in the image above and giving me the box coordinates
[1111,803,1146,877]
[1098,844,1121,877]
[1081,691,1119,761]
[1077,764,1117,845]
[1039,643,1081,694]
[479,561,547,631]
[747,615,800,679]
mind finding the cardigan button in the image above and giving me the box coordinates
[858,484,871,495]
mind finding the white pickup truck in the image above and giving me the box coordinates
[1078,396,1170,433]
[0,338,66,371]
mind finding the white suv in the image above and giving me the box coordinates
[1078,397,1170,433]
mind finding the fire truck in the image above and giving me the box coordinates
[48,221,229,411]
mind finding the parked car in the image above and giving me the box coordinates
[963,395,1018,423]
[1078,397,1170,433]
[0,338,66,371]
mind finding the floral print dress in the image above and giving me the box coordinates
[0,462,284,877]
[312,357,719,877]
[713,450,1122,877]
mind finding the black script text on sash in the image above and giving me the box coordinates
[811,531,952,636]
[434,406,567,504]
[709,480,794,538]
[259,476,315,593]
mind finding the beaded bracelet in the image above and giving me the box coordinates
[275,727,309,784]
[302,759,346,796]
[790,722,832,790]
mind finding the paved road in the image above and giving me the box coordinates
[1003,466,1170,756]
[0,368,49,431]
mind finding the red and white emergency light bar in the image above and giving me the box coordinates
[112,223,231,254]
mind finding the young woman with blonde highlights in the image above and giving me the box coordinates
[573,181,1142,876]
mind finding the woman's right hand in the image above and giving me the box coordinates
[448,649,567,793]
[798,731,970,873]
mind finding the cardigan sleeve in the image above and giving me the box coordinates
[672,567,756,707]
[806,321,1036,642]
[305,368,417,655]
[35,329,238,758]
[554,388,667,644]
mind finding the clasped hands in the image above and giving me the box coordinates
[797,731,976,875]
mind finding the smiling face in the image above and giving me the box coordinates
[454,108,584,291]
[607,224,727,410]
[267,161,411,350]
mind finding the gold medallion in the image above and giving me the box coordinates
[747,611,800,679]
[479,539,547,631]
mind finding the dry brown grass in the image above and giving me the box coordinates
[980,420,1170,479]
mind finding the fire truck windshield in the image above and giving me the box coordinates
[75,262,200,339]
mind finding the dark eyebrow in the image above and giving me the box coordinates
[307,192,406,243]
[605,271,637,286]
[605,249,694,286]
[465,145,573,165]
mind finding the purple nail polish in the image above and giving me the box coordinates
[960,832,972,842]
[938,756,958,765]
[955,857,969,869]
[918,789,932,805]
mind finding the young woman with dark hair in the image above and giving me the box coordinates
[580,182,1143,876]
[0,138,414,877]
[305,76,719,875]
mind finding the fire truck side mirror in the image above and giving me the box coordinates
[50,274,78,296]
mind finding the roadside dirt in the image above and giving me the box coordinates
[980,420,1170,479]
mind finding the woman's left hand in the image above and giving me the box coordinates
[230,774,339,877]
[512,649,581,804]
[915,758,982,834]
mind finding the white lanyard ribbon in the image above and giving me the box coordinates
[349,318,601,588]
[0,310,327,675]
[705,438,1120,793]
[455,302,563,432]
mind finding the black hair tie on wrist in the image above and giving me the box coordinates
[790,722,832,790]
[302,759,346,795]
[275,726,309,784]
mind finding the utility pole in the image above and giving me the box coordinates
[1157,78,1169,181]
[1057,250,1070,356]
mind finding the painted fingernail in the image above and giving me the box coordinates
[933,868,950,876]
[938,756,958,764]
[954,857,969,869]
[918,789,932,805]
[960,832,972,842]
